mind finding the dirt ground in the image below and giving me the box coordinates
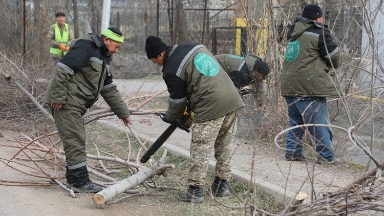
[0,130,266,216]
[0,130,150,216]
[0,78,380,216]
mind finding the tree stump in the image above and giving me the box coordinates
[281,191,308,214]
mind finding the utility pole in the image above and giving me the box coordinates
[101,0,111,32]
[201,0,208,44]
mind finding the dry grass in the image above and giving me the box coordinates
[84,122,285,215]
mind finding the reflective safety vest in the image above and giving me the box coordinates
[50,23,69,56]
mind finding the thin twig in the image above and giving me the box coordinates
[134,88,168,110]
[126,124,148,151]
[86,154,140,169]
[53,178,76,198]
[93,142,120,174]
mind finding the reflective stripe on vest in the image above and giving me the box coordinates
[50,23,69,56]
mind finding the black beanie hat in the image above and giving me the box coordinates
[145,36,167,59]
[254,59,270,76]
[302,4,323,20]
[245,55,270,76]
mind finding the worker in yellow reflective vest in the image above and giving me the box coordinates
[47,11,74,63]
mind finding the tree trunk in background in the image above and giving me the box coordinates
[167,0,174,42]
[59,0,66,10]
[33,1,48,64]
[72,0,79,38]
[88,0,102,35]
[41,4,49,62]
[178,5,189,44]
[172,0,179,44]
[174,0,189,44]
[27,0,50,64]
[4,1,23,52]
[89,0,97,33]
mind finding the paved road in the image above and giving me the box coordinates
[113,79,168,96]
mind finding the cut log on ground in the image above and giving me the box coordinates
[92,162,174,205]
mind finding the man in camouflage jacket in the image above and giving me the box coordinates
[145,36,244,203]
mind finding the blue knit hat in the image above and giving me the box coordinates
[302,4,323,20]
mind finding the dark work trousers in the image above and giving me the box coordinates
[51,106,89,186]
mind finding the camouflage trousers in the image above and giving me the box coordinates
[188,110,238,187]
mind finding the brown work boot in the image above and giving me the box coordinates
[178,186,204,203]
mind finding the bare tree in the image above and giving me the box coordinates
[2,1,23,53]
[173,0,189,44]
[72,0,80,38]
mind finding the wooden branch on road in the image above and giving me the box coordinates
[14,81,54,122]
[93,161,174,205]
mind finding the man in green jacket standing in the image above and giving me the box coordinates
[215,54,270,109]
[47,11,74,63]
[45,27,131,192]
[145,36,244,203]
[281,4,341,164]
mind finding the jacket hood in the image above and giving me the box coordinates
[87,33,109,55]
[244,55,257,80]
[245,55,257,73]
[288,17,324,41]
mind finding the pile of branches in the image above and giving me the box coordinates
[0,103,175,204]
[281,167,384,215]
[0,50,54,131]
[0,51,175,203]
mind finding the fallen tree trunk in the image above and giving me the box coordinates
[92,163,174,205]
[14,81,54,122]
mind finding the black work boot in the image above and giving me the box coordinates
[71,180,103,193]
[178,186,204,203]
[211,177,230,197]
[66,165,103,193]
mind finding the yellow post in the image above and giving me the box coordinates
[256,18,269,58]
[235,18,246,56]
[236,18,269,57]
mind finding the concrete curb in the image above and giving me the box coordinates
[99,121,296,204]
[162,142,296,203]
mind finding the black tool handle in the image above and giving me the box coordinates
[140,124,177,163]
[176,122,190,133]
